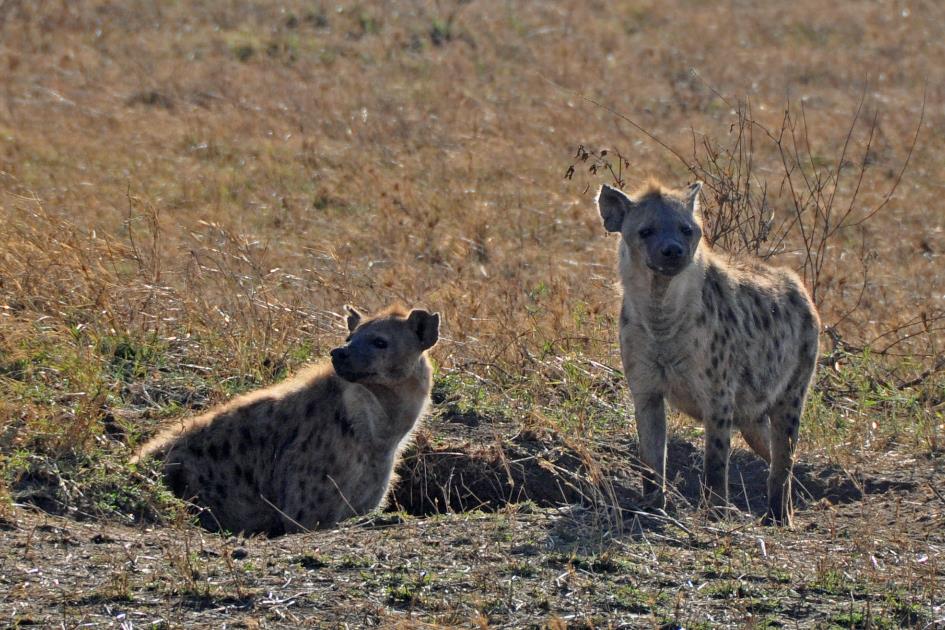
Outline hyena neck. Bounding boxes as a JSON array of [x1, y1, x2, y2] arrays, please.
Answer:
[[622, 245, 707, 338], [362, 355, 432, 444]]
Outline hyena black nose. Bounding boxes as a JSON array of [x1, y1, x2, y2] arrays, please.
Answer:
[[661, 243, 684, 259]]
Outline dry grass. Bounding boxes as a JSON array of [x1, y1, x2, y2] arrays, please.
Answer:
[[0, 0, 944, 626], [1, 0, 941, 456]]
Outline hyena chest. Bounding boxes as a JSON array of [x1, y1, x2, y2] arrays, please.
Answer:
[[623, 325, 706, 418], [327, 445, 395, 509], [659, 342, 707, 420]]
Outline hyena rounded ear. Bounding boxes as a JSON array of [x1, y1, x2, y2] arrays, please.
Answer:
[[597, 184, 634, 233], [407, 310, 440, 350], [686, 181, 704, 214], [344, 305, 363, 332]]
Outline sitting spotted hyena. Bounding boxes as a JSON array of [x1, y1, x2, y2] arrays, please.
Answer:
[[597, 180, 819, 525], [131, 305, 439, 535]]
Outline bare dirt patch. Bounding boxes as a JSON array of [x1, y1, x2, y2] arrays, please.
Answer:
[[2, 438, 942, 628], [5, 400, 942, 627]]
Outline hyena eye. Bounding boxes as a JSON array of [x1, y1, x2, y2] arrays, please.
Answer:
[[372, 338, 388, 349], [680, 225, 693, 236], [638, 227, 654, 239]]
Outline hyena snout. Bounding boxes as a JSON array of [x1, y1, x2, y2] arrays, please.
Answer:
[[660, 243, 683, 258], [330, 346, 363, 380], [646, 236, 690, 275]]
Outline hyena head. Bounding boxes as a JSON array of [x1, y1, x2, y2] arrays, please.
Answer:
[[330, 305, 440, 385], [597, 180, 704, 277]]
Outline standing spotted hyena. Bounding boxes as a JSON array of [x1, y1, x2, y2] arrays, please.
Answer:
[[131, 305, 440, 535], [597, 180, 819, 525]]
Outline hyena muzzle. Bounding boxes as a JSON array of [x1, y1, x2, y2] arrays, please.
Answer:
[[597, 180, 819, 525]]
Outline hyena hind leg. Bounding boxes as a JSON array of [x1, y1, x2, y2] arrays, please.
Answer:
[[764, 392, 806, 526]]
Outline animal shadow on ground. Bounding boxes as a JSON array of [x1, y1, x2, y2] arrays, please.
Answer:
[[664, 439, 918, 515], [392, 409, 918, 528]]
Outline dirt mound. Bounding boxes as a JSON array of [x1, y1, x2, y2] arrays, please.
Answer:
[[390, 430, 626, 515], [391, 422, 923, 521]]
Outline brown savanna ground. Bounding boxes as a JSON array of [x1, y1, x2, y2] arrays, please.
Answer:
[[0, 1, 943, 627]]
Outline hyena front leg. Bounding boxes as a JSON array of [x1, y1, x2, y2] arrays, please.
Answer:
[[703, 408, 734, 517], [632, 392, 667, 509]]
